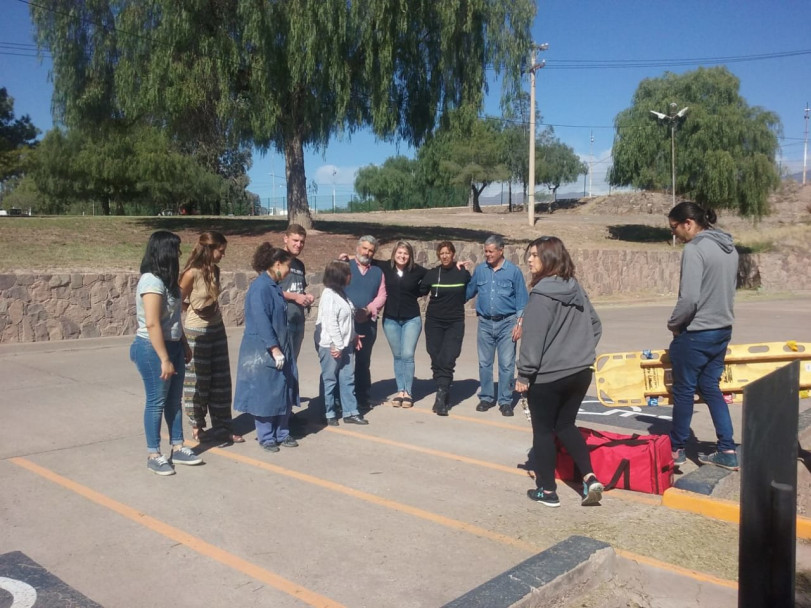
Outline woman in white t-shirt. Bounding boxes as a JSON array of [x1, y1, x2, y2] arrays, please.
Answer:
[[130, 231, 203, 476]]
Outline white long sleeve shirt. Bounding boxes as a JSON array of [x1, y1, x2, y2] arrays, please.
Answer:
[[315, 288, 356, 349]]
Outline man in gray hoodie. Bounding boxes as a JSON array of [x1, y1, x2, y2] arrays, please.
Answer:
[[667, 202, 739, 471]]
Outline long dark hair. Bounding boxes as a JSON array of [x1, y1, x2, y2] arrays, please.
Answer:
[[323, 260, 351, 299], [251, 242, 292, 273], [525, 236, 575, 287], [140, 231, 181, 297], [182, 231, 227, 299], [668, 201, 717, 229]]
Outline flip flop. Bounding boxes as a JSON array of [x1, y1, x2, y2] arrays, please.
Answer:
[[401, 396, 413, 408], [391, 396, 403, 407]]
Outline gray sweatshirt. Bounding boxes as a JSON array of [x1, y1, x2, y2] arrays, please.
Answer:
[[516, 277, 602, 385], [667, 229, 737, 332]]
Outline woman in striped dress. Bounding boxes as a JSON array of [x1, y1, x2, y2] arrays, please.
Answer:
[[180, 231, 243, 444]]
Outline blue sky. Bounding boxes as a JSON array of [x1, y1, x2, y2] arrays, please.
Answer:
[[1, 0, 809, 203]]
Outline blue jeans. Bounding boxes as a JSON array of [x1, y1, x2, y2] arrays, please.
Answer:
[[288, 317, 305, 361], [318, 346, 359, 418], [669, 327, 735, 452], [476, 315, 517, 406], [382, 316, 423, 396], [255, 413, 290, 444], [130, 336, 185, 453]]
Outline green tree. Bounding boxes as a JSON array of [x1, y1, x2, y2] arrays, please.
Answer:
[[609, 67, 781, 217], [535, 136, 587, 201], [30, 125, 224, 215], [0, 88, 39, 196], [32, 0, 535, 228], [435, 113, 510, 213], [355, 156, 422, 211], [31, 0, 249, 215]]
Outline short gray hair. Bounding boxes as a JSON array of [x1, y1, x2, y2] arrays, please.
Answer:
[[358, 235, 378, 249], [484, 235, 504, 249]]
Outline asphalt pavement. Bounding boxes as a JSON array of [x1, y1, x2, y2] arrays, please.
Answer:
[[1, 296, 809, 607]]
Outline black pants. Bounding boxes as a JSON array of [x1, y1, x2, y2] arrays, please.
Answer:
[[354, 319, 377, 405], [528, 368, 594, 493], [424, 316, 465, 390]]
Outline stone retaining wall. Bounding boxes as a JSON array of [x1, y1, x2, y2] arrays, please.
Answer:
[[2, 244, 809, 343]]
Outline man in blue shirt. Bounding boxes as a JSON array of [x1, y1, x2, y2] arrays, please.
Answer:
[[466, 235, 528, 416]]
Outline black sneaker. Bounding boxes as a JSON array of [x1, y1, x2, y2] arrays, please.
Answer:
[[527, 488, 560, 508], [499, 404, 514, 417], [698, 451, 739, 471], [262, 440, 280, 453], [343, 414, 369, 425], [476, 400, 495, 412], [581, 476, 604, 506], [327, 418, 339, 427], [280, 436, 299, 448]]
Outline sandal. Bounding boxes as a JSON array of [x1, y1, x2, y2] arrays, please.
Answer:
[[231, 434, 245, 443], [391, 396, 403, 408], [401, 396, 413, 408]]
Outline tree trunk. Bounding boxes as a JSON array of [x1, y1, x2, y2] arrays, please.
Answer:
[[102, 198, 111, 216], [470, 182, 483, 213], [284, 131, 312, 230], [508, 182, 513, 212]]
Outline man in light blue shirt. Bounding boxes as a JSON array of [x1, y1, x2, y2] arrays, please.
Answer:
[[466, 235, 528, 416]]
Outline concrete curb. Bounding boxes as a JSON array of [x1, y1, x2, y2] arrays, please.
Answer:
[[441, 536, 613, 608]]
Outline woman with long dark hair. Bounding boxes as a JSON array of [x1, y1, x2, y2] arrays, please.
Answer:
[[515, 236, 603, 507], [233, 244, 299, 452], [131, 231, 203, 476], [667, 201, 738, 470], [180, 231, 243, 444], [314, 260, 368, 425]]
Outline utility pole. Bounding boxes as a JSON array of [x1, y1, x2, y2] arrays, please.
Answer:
[[588, 131, 594, 198], [527, 43, 548, 227], [332, 168, 337, 213], [803, 103, 809, 186]]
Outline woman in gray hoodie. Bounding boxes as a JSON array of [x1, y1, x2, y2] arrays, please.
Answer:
[[515, 236, 603, 507]]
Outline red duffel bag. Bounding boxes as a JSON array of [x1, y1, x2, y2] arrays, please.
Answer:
[[555, 427, 675, 495]]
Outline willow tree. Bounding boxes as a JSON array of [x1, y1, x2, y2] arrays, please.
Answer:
[[33, 0, 534, 228], [609, 67, 781, 217], [31, 0, 249, 214]]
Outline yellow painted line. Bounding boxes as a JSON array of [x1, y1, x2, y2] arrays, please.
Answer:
[[208, 446, 538, 552], [391, 403, 532, 433], [663, 487, 811, 540], [10, 457, 346, 608], [615, 549, 738, 589], [327, 427, 533, 478]]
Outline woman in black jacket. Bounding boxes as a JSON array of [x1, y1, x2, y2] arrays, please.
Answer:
[[419, 241, 470, 415]]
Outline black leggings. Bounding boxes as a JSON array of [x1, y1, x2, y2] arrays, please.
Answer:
[[528, 368, 594, 492]]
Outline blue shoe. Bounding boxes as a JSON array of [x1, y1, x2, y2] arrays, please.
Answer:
[[527, 488, 560, 508], [170, 446, 203, 466], [698, 451, 739, 471], [582, 476, 604, 506], [672, 448, 686, 467], [147, 454, 175, 476], [262, 440, 280, 453]]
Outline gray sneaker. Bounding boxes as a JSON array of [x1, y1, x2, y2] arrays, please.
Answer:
[[672, 448, 686, 466], [170, 446, 203, 466], [147, 454, 175, 476], [698, 451, 739, 471]]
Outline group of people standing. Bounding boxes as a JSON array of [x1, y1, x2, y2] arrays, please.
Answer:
[[131, 201, 739, 509]]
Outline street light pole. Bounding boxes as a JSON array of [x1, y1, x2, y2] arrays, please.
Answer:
[[650, 103, 689, 206], [527, 43, 548, 227]]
